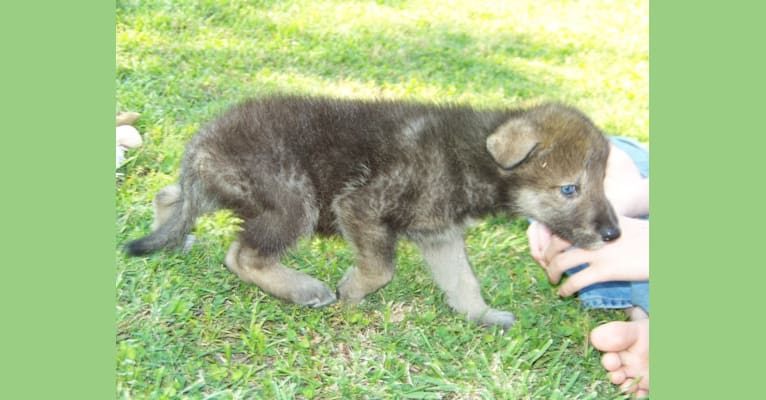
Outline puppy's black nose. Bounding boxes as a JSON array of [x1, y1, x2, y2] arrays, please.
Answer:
[[600, 226, 621, 242]]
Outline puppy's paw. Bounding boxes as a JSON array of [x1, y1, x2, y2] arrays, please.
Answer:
[[477, 308, 516, 332], [292, 280, 338, 309], [336, 277, 363, 305], [180, 234, 196, 253], [336, 266, 394, 304]]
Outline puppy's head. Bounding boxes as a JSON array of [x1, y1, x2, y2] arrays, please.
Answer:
[[487, 104, 620, 249]]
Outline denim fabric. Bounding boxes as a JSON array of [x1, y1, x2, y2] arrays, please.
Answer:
[[567, 136, 649, 313]]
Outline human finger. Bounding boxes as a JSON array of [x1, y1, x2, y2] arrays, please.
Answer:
[[526, 221, 543, 265], [543, 240, 590, 285], [545, 247, 595, 281], [557, 266, 610, 297], [542, 235, 573, 269], [527, 221, 552, 266]]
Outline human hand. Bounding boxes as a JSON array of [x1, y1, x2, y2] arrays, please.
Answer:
[[604, 144, 648, 218], [526, 220, 554, 268], [539, 216, 649, 297]]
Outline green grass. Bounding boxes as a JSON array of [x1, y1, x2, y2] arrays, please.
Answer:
[[116, 0, 647, 398]]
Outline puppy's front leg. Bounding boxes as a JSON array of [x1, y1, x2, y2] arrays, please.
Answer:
[[416, 229, 516, 330], [334, 187, 398, 303], [336, 223, 397, 304]]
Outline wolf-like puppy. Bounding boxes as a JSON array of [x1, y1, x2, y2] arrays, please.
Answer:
[[125, 96, 620, 330]]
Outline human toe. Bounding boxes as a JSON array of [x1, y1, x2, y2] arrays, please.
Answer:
[[609, 369, 626, 385], [590, 321, 639, 352], [601, 352, 622, 372]]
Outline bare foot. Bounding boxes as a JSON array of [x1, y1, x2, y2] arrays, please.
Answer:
[[590, 318, 649, 398]]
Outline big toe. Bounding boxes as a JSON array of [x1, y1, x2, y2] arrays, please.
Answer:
[[590, 321, 639, 352]]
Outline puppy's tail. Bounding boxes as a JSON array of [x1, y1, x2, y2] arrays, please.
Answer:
[[124, 181, 207, 256]]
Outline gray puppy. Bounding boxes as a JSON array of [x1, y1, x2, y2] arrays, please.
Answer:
[[125, 96, 620, 330]]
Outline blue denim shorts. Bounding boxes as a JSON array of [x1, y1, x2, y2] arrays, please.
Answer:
[[566, 136, 649, 314]]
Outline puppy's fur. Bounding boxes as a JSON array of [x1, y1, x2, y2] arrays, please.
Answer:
[[125, 96, 619, 329]]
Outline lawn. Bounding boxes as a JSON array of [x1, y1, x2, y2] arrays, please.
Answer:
[[116, 0, 648, 398]]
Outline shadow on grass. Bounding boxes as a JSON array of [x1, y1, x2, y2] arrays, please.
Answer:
[[117, 6, 577, 110], [261, 24, 572, 97]]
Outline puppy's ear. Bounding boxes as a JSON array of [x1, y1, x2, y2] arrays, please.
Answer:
[[486, 118, 539, 169]]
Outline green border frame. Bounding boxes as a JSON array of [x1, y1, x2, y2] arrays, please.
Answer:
[[1, 3, 115, 399], [652, 1, 765, 398]]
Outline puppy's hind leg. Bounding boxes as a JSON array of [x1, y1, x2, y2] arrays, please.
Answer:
[[225, 241, 337, 308], [416, 229, 516, 331], [224, 186, 336, 308]]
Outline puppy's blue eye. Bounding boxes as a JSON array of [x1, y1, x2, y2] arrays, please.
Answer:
[[560, 184, 577, 197]]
